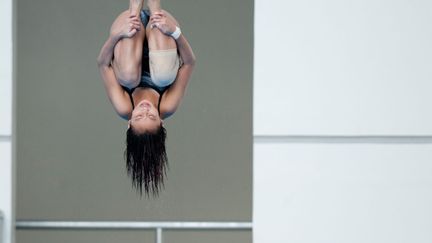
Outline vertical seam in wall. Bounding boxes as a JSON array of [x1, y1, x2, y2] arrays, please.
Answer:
[[11, 0, 16, 240]]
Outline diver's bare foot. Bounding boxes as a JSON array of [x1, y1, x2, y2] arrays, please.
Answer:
[[147, 0, 161, 14], [130, 0, 144, 16]]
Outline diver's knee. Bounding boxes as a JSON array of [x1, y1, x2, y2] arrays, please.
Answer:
[[117, 66, 141, 88]]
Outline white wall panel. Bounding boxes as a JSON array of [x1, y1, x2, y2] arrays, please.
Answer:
[[254, 0, 432, 135], [0, 142, 12, 243], [254, 143, 432, 243], [0, 0, 13, 242], [0, 0, 12, 136]]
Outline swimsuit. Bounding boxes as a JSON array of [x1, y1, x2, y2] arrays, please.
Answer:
[[124, 74, 169, 115]]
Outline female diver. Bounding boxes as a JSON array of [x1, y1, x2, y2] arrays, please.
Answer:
[[97, 0, 196, 195]]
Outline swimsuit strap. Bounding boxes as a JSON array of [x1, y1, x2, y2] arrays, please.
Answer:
[[126, 87, 165, 116], [127, 90, 135, 109], [157, 91, 164, 115]]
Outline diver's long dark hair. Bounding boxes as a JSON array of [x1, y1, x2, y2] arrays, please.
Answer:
[[125, 125, 168, 196]]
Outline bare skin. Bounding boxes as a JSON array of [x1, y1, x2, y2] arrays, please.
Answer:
[[111, 11, 145, 89], [129, 0, 144, 16], [97, 0, 196, 132]]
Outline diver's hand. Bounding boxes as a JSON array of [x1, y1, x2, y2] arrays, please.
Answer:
[[149, 11, 176, 36], [111, 14, 141, 39]]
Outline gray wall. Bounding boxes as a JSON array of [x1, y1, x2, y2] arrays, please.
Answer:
[[16, 0, 252, 242]]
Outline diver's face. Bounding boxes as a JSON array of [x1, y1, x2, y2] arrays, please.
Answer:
[[129, 100, 162, 134]]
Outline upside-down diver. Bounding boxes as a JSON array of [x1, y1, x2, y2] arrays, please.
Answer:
[[97, 0, 196, 196]]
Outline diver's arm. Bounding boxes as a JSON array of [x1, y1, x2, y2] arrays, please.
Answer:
[[161, 33, 196, 118], [97, 35, 133, 119], [97, 35, 122, 68]]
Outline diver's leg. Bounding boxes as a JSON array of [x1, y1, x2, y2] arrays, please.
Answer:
[[147, 0, 162, 15], [111, 0, 146, 88], [129, 0, 144, 16], [146, 0, 177, 51], [146, 6, 180, 86]]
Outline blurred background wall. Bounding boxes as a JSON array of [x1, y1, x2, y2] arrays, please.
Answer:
[[254, 0, 432, 242], [15, 0, 252, 242]]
